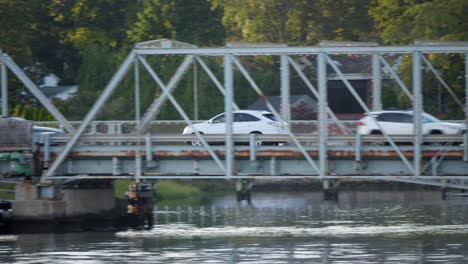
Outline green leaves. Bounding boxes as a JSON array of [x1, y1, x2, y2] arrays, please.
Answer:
[[370, 0, 468, 44], [1, 0, 466, 121]]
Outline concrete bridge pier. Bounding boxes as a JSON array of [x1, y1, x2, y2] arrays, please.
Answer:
[[236, 179, 253, 203], [12, 182, 117, 222], [322, 180, 340, 201]]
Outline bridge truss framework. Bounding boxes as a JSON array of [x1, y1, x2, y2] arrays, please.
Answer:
[[1, 40, 468, 190]]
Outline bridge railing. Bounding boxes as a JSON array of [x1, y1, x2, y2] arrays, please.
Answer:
[[45, 133, 465, 147], [33, 120, 464, 135]]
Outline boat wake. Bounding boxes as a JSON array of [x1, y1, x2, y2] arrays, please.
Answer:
[[116, 224, 468, 239]]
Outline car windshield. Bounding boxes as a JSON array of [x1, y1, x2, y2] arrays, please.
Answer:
[[263, 113, 277, 121], [422, 113, 440, 123]]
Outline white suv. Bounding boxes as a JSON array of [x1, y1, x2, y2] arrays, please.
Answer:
[[357, 111, 466, 135], [182, 110, 287, 145]]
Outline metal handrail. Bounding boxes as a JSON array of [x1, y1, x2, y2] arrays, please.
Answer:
[[47, 133, 465, 144]]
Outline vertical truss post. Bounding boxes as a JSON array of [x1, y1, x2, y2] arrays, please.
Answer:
[[465, 53, 468, 134], [1, 57, 7, 116], [193, 58, 199, 120], [354, 133, 362, 171], [465, 53, 468, 163], [44, 52, 136, 179], [135, 146, 142, 181], [280, 55, 291, 127], [372, 53, 382, 111], [134, 59, 141, 121], [413, 52, 423, 177], [145, 135, 153, 164], [224, 54, 234, 178], [318, 53, 328, 178], [134, 58, 141, 182]]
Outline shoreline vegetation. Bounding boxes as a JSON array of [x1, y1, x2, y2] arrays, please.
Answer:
[[114, 179, 233, 206], [0, 179, 442, 203], [114, 179, 441, 206]]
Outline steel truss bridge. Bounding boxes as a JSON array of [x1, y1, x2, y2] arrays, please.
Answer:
[[1, 40, 468, 191]]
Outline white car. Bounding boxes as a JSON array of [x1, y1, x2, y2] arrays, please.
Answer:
[[182, 110, 287, 146], [357, 111, 466, 135], [1, 116, 65, 135]]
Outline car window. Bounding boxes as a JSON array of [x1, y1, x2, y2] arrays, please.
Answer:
[[212, 114, 226, 124], [422, 113, 439, 123], [397, 113, 412, 123], [376, 113, 394, 122], [234, 113, 260, 122], [377, 113, 412, 123], [262, 113, 277, 121]]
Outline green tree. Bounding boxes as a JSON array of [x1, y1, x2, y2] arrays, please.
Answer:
[[370, 0, 468, 44], [216, 0, 376, 45], [370, 0, 467, 118]]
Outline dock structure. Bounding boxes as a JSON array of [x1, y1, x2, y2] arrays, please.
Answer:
[[0, 40, 468, 220]]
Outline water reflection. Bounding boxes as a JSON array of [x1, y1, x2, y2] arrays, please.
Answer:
[[1, 190, 468, 263]]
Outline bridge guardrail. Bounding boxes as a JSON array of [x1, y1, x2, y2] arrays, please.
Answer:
[[46, 133, 465, 146], [34, 120, 465, 136]]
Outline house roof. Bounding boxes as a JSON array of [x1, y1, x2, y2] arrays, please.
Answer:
[[247, 95, 316, 111], [328, 55, 372, 74], [39, 85, 78, 98], [301, 54, 379, 80]]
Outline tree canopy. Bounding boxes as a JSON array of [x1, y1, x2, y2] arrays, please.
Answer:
[[0, 0, 466, 120]]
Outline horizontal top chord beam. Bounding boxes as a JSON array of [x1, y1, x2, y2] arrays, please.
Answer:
[[134, 45, 468, 56]]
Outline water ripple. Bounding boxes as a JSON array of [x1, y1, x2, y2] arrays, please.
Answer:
[[116, 223, 468, 239]]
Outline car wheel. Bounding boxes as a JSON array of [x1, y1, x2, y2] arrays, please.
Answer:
[[191, 132, 204, 146], [250, 132, 262, 146], [429, 130, 444, 146], [368, 130, 386, 146]]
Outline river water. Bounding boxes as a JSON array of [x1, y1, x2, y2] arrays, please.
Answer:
[[1, 190, 468, 263]]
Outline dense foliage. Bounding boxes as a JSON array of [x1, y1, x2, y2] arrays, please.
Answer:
[[0, 0, 466, 120]]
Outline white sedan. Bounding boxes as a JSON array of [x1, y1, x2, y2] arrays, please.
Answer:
[[357, 111, 466, 135], [182, 110, 287, 146]]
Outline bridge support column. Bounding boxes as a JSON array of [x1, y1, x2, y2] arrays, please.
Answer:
[[322, 180, 340, 201], [236, 179, 253, 203], [126, 182, 154, 228], [12, 182, 116, 221]]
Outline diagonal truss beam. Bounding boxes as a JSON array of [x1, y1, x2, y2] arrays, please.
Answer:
[[287, 56, 350, 135], [138, 56, 226, 173], [139, 55, 194, 133], [420, 54, 464, 110], [412, 52, 423, 177], [231, 55, 320, 174], [195, 57, 240, 111], [325, 54, 415, 175], [44, 52, 137, 179], [379, 55, 414, 101], [0, 53, 75, 133]]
